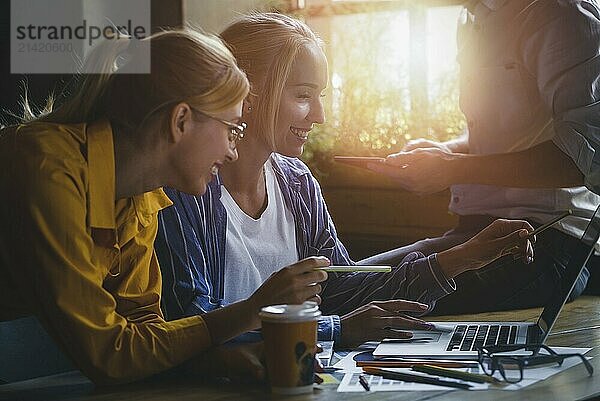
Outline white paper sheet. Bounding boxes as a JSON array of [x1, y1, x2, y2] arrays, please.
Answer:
[[338, 370, 479, 392], [317, 341, 334, 366]]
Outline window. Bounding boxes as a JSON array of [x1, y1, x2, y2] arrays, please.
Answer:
[[299, 1, 466, 161]]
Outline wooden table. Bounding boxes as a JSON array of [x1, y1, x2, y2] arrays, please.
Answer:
[[2, 296, 599, 401]]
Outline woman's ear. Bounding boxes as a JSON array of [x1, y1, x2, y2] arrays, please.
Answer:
[[243, 99, 253, 115], [243, 92, 259, 116], [169, 102, 192, 143]]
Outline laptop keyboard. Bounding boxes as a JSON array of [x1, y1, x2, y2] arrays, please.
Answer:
[[446, 324, 519, 351]]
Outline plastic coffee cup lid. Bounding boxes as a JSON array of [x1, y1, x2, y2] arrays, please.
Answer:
[[259, 301, 322, 322]]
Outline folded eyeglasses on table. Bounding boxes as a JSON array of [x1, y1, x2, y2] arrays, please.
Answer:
[[475, 343, 594, 383]]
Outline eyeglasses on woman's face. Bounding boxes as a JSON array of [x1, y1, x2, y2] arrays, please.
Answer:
[[191, 109, 246, 143], [476, 343, 593, 384], [138, 100, 246, 143]]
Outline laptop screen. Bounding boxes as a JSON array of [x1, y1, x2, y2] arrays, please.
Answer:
[[536, 204, 600, 342]]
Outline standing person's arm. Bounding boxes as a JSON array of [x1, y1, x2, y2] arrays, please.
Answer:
[[373, 141, 584, 194], [529, 1, 600, 194], [402, 131, 469, 154]]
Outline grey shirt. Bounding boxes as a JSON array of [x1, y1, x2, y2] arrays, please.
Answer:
[[451, 0, 600, 246]]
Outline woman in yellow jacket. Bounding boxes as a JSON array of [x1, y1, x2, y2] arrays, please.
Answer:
[[0, 29, 276, 384]]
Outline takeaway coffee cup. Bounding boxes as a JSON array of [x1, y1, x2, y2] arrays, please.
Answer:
[[259, 301, 321, 395]]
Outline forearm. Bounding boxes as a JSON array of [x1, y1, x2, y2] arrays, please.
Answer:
[[437, 244, 473, 279], [320, 253, 455, 316], [202, 299, 260, 345], [443, 133, 469, 153], [450, 141, 583, 188]]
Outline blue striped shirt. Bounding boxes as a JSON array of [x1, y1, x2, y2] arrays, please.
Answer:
[[155, 153, 456, 342]]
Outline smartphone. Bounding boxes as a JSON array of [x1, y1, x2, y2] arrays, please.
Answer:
[[333, 156, 385, 169], [528, 210, 572, 238]]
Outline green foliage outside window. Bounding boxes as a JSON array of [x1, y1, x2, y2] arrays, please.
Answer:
[[301, 70, 465, 178]]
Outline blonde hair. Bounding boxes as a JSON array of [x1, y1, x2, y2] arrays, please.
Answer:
[[220, 13, 323, 148], [23, 28, 249, 137]]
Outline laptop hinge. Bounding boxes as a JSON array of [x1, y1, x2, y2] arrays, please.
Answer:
[[526, 325, 542, 346]]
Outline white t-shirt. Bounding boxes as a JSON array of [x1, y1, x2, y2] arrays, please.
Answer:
[[221, 160, 298, 304]]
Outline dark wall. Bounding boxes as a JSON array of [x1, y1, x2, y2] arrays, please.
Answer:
[[0, 0, 183, 126], [151, 0, 184, 31], [0, 1, 73, 125]]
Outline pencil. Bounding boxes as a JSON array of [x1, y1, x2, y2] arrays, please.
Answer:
[[362, 367, 472, 390], [412, 364, 498, 384], [315, 266, 392, 273]]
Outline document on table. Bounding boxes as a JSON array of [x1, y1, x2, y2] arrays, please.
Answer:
[[339, 369, 489, 392], [317, 341, 334, 366], [336, 346, 592, 392]]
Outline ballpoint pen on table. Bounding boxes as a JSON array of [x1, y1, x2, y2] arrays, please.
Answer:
[[412, 364, 499, 384], [362, 367, 472, 390]]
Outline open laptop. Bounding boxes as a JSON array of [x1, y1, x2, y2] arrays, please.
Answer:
[[373, 204, 600, 360]]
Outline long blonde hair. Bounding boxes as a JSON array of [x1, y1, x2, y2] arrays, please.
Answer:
[[22, 28, 249, 137], [220, 13, 323, 148]]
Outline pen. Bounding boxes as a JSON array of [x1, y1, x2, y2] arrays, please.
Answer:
[[358, 374, 370, 391], [412, 364, 498, 384], [507, 210, 572, 255], [362, 367, 472, 390], [315, 265, 392, 273], [527, 210, 572, 239]]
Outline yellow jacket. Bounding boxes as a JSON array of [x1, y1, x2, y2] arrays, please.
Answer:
[[0, 120, 211, 384]]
